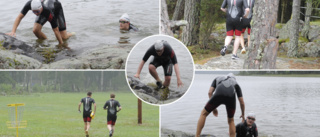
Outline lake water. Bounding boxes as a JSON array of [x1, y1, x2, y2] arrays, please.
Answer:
[[126, 35, 194, 104], [161, 73, 320, 137], [0, 0, 159, 62]]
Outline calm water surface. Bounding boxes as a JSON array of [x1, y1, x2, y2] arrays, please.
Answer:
[[161, 74, 320, 137]]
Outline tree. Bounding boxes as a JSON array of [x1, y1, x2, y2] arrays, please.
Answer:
[[182, 0, 201, 46], [301, 0, 313, 38], [161, 0, 174, 36], [287, 0, 301, 57], [172, 0, 185, 21], [244, 0, 280, 69]]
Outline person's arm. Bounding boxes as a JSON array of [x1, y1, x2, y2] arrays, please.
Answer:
[[254, 124, 258, 137], [6, 13, 25, 37], [52, 27, 64, 44], [173, 64, 183, 87], [78, 102, 82, 113], [243, 0, 250, 18], [103, 101, 108, 110], [134, 60, 146, 79], [221, 0, 227, 13], [238, 97, 245, 122], [117, 106, 122, 112]]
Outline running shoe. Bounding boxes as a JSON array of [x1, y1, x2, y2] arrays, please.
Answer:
[[109, 130, 113, 137], [241, 48, 246, 54], [231, 54, 239, 59], [220, 46, 227, 56], [156, 81, 162, 89]]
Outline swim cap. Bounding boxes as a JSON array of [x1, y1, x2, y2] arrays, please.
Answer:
[[247, 112, 256, 118], [31, 0, 42, 11], [154, 40, 164, 50], [227, 73, 236, 80], [119, 13, 130, 22]]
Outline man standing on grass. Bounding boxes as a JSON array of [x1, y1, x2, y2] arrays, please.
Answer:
[[103, 93, 122, 137], [78, 92, 96, 137]]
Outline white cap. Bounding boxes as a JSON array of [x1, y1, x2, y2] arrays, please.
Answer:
[[247, 112, 256, 118], [154, 40, 164, 50], [31, 0, 42, 11], [119, 13, 130, 22]]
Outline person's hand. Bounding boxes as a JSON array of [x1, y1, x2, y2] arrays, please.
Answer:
[[134, 74, 140, 79], [244, 8, 250, 18], [240, 115, 245, 122], [177, 79, 183, 87], [92, 113, 95, 116], [213, 109, 218, 117], [6, 32, 16, 37]]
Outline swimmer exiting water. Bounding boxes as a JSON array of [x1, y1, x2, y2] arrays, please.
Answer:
[[6, 0, 74, 45], [196, 73, 245, 137]]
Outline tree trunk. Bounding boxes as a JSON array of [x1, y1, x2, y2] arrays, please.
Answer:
[[244, 0, 280, 69], [287, 0, 301, 57], [161, 0, 174, 36], [182, 0, 201, 46], [280, 0, 287, 24], [172, 0, 185, 21], [301, 0, 312, 38]]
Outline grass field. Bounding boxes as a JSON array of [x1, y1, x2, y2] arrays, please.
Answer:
[[0, 92, 159, 137]]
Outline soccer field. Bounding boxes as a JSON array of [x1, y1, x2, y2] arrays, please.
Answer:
[[0, 92, 159, 137]]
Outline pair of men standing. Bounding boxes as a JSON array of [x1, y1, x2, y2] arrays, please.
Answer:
[[78, 92, 121, 137], [220, 0, 255, 59]]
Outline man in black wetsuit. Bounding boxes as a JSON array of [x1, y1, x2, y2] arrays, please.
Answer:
[[220, 0, 250, 59], [196, 73, 245, 137], [119, 13, 138, 31], [134, 40, 183, 89], [6, 0, 73, 45], [78, 92, 96, 137], [240, 0, 255, 54], [236, 112, 258, 137], [103, 94, 121, 137]]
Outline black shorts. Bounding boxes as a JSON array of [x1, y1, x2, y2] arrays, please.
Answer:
[[107, 115, 117, 125], [150, 58, 173, 76], [83, 111, 91, 122], [226, 16, 242, 36], [241, 18, 251, 34], [35, 1, 66, 31], [204, 84, 236, 118]]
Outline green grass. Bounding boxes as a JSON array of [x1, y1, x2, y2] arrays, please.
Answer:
[[0, 92, 159, 137]]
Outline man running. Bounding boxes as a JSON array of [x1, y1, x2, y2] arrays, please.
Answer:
[[240, 0, 255, 54], [78, 92, 96, 137], [236, 112, 258, 137], [103, 94, 122, 137], [220, 0, 250, 59], [134, 40, 183, 89], [6, 0, 73, 45], [196, 73, 245, 137], [119, 13, 138, 31]]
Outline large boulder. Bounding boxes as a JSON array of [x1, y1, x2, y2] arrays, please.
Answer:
[[278, 20, 304, 40], [0, 50, 42, 69], [308, 26, 320, 42]]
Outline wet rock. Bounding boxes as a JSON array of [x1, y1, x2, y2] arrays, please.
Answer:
[[161, 128, 215, 137], [196, 53, 246, 70], [0, 50, 42, 69]]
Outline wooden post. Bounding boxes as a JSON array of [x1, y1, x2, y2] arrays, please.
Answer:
[[138, 99, 142, 124]]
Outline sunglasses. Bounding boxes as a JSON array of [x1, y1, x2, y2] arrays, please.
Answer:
[[119, 21, 129, 24], [156, 49, 163, 53], [247, 117, 255, 121], [33, 10, 41, 14]]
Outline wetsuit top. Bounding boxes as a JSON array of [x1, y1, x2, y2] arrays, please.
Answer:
[[221, 0, 249, 19], [236, 120, 258, 137], [103, 99, 121, 116], [242, 0, 255, 19], [21, 0, 60, 29], [211, 75, 242, 98], [129, 24, 139, 31], [142, 41, 178, 64], [80, 97, 95, 113]]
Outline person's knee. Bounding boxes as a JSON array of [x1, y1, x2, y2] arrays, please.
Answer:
[[201, 109, 210, 116], [33, 27, 41, 35], [227, 118, 234, 124], [148, 65, 156, 71], [164, 76, 171, 82]]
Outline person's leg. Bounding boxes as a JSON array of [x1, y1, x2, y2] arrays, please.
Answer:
[[240, 33, 245, 49], [84, 122, 87, 131], [224, 36, 233, 47], [33, 23, 47, 39], [248, 34, 251, 47], [196, 109, 210, 137], [232, 36, 241, 55], [60, 30, 74, 40], [163, 76, 171, 87], [86, 122, 90, 132], [149, 64, 161, 82], [228, 118, 236, 137]]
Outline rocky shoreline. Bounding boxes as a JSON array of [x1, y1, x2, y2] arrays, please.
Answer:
[[161, 128, 215, 137]]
